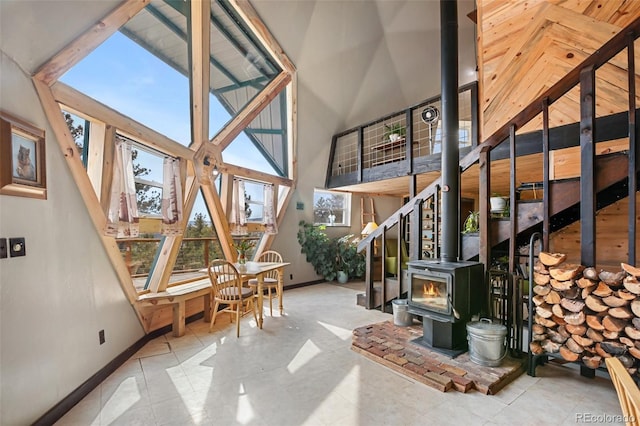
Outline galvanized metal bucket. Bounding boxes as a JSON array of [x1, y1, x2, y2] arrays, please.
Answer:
[[466, 318, 507, 367]]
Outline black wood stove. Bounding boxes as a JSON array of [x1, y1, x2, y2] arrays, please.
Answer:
[[407, 260, 484, 357]]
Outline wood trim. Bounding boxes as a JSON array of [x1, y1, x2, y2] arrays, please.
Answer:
[[34, 0, 149, 86], [32, 78, 140, 306], [210, 72, 291, 150], [218, 162, 293, 187], [230, 0, 296, 74], [100, 125, 116, 214], [52, 82, 194, 160], [201, 183, 236, 261], [189, 0, 210, 152]]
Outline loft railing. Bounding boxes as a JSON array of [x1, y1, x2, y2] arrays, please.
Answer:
[[357, 16, 640, 310], [326, 82, 478, 189]]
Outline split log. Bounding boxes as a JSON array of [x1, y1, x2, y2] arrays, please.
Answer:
[[601, 341, 628, 356], [561, 298, 585, 313], [618, 354, 635, 369], [563, 287, 580, 299], [582, 355, 602, 369], [552, 315, 567, 326], [599, 270, 626, 287], [617, 290, 637, 301], [532, 295, 546, 306], [564, 311, 586, 326], [552, 304, 565, 318], [551, 279, 574, 291], [631, 300, 640, 317], [633, 317, 640, 329], [595, 343, 613, 358], [603, 315, 627, 332], [583, 267, 599, 281], [534, 261, 549, 274], [558, 325, 571, 339], [565, 324, 587, 336], [544, 290, 562, 305], [539, 252, 567, 267], [592, 282, 613, 298], [603, 295, 629, 308], [603, 330, 621, 340], [533, 285, 551, 296], [559, 345, 580, 361], [621, 262, 640, 277], [534, 272, 551, 285], [572, 335, 593, 347], [625, 326, 640, 340], [541, 340, 561, 353], [536, 303, 553, 319], [549, 264, 584, 281], [581, 286, 595, 299], [620, 337, 635, 348], [535, 314, 557, 328], [586, 315, 605, 331], [532, 324, 546, 335], [629, 346, 640, 359], [530, 341, 544, 355], [623, 276, 640, 295], [566, 337, 584, 354], [586, 328, 604, 343], [585, 296, 609, 313], [532, 333, 547, 341], [548, 329, 568, 344], [609, 307, 633, 320], [577, 277, 597, 289]]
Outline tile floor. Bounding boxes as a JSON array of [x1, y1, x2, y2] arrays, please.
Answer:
[[57, 282, 626, 426]]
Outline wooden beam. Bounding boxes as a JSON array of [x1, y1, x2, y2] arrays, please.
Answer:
[[52, 82, 194, 159], [210, 72, 291, 150], [479, 150, 490, 269], [189, 0, 210, 152], [542, 98, 550, 251], [580, 66, 597, 266], [230, 0, 296, 74], [508, 125, 517, 276], [201, 183, 236, 261], [218, 161, 294, 187], [32, 78, 139, 306], [34, 0, 149, 86], [100, 125, 116, 214], [628, 32, 637, 265], [86, 121, 106, 197]]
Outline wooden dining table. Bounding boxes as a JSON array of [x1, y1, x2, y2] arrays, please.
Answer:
[[235, 261, 290, 329]]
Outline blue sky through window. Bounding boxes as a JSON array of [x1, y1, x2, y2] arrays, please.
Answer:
[[61, 30, 277, 217]]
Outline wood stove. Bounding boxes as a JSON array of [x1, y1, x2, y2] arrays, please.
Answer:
[[408, 259, 484, 356]]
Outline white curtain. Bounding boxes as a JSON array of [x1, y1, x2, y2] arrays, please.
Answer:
[[105, 139, 139, 238], [263, 183, 277, 234], [230, 178, 248, 235], [161, 157, 183, 236]]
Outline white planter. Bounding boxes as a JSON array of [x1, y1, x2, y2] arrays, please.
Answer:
[[388, 133, 401, 142], [490, 197, 507, 213]]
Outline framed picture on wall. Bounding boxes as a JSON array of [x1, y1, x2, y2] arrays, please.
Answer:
[[0, 110, 46, 199]]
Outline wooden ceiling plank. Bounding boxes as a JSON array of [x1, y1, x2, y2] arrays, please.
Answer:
[[34, 0, 150, 86], [52, 82, 194, 160]]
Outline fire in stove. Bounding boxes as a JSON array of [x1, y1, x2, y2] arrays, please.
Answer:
[[423, 282, 439, 297]]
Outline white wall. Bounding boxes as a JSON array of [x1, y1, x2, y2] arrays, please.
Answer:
[[0, 51, 144, 425]]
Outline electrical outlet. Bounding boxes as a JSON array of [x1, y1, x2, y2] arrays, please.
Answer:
[[0, 238, 7, 259], [289, 274, 293, 280], [9, 238, 25, 257], [99, 330, 105, 345]]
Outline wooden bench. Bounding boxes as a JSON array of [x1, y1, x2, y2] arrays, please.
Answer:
[[136, 277, 212, 337]]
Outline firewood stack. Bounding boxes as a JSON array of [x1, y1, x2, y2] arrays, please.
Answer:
[[529, 252, 640, 375]]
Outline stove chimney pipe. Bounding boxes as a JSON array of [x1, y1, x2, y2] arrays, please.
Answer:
[[440, 0, 460, 262]]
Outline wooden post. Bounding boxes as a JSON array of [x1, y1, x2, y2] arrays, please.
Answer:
[[580, 66, 596, 267], [542, 98, 550, 251], [628, 32, 637, 265]]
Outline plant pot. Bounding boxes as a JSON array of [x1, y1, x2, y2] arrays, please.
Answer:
[[490, 196, 507, 213], [337, 270, 348, 284], [388, 133, 400, 142]]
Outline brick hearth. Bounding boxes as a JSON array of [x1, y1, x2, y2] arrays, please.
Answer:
[[352, 320, 526, 394]]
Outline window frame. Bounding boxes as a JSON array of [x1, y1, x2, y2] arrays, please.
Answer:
[[313, 189, 351, 227]]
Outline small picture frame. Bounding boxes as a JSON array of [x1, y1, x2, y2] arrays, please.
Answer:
[[0, 110, 47, 199]]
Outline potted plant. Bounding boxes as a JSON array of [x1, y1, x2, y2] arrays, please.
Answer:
[[335, 234, 366, 283], [462, 211, 480, 234], [490, 193, 508, 213], [233, 239, 255, 264], [383, 123, 406, 142]]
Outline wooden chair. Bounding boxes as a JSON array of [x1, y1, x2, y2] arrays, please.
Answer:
[[605, 357, 640, 425], [247, 250, 283, 316], [208, 259, 257, 337]]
